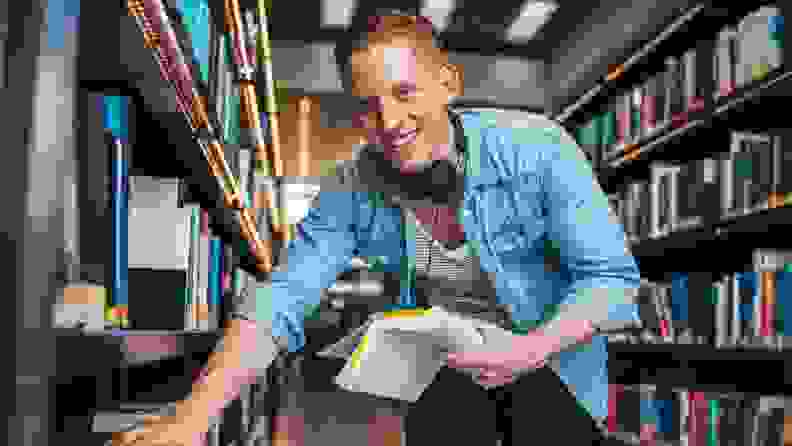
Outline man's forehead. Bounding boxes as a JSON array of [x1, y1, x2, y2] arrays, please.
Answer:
[[350, 43, 419, 91]]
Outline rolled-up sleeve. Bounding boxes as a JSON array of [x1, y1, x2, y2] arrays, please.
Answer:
[[538, 123, 641, 333], [234, 191, 362, 354]]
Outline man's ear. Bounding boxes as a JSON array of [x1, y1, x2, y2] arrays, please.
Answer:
[[439, 62, 464, 100]]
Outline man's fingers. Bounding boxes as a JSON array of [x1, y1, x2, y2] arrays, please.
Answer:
[[446, 352, 505, 369], [112, 416, 163, 446]]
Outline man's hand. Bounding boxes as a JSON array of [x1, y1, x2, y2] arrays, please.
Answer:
[[111, 402, 210, 446], [445, 319, 596, 389], [445, 324, 556, 388]]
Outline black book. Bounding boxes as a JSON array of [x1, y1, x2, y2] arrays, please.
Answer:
[[740, 396, 761, 446], [619, 387, 642, 436], [636, 284, 662, 336], [658, 172, 671, 231], [748, 137, 774, 212], [684, 272, 712, 343], [676, 162, 695, 228], [773, 131, 792, 205], [765, 406, 785, 446], [733, 150, 753, 216], [639, 181, 652, 240]]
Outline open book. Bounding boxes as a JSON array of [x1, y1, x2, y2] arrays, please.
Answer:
[[321, 306, 512, 402]]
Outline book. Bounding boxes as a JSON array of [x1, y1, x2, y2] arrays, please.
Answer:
[[737, 6, 784, 87], [670, 273, 692, 342], [649, 163, 679, 238], [714, 25, 738, 99], [682, 47, 704, 114], [714, 277, 731, 348], [666, 56, 686, 126], [187, 207, 200, 330], [105, 95, 131, 328], [332, 307, 490, 402], [771, 131, 792, 208], [198, 210, 211, 330], [735, 272, 758, 347]]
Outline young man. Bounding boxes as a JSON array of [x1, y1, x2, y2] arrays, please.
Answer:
[[115, 8, 640, 446]]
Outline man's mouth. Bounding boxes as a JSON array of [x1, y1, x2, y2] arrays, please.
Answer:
[[388, 128, 419, 148]]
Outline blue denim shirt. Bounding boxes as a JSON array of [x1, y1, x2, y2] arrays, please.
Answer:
[[254, 110, 641, 418]]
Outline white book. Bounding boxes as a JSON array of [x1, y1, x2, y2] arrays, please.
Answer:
[[738, 6, 783, 86], [238, 148, 252, 208], [128, 206, 193, 270], [714, 26, 738, 98], [715, 278, 730, 348], [198, 222, 211, 331], [333, 307, 496, 402], [650, 163, 679, 238], [683, 48, 698, 111], [679, 390, 689, 446]]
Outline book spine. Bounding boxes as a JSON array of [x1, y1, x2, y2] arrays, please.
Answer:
[[759, 269, 776, 345], [608, 384, 622, 433], [641, 78, 657, 136], [683, 48, 702, 113], [679, 389, 690, 446], [631, 86, 643, 142], [707, 396, 718, 446], [105, 95, 131, 328], [715, 278, 730, 348], [238, 148, 252, 209], [198, 210, 211, 330], [187, 208, 201, 330], [209, 236, 221, 331], [667, 56, 685, 126], [616, 93, 630, 149], [671, 273, 690, 341]]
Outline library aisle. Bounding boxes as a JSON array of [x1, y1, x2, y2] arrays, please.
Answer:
[[6, 0, 792, 445]]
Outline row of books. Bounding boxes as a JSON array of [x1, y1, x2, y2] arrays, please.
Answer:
[[614, 248, 792, 349], [576, 5, 784, 165], [610, 130, 792, 243], [714, 6, 784, 101], [607, 384, 788, 446]]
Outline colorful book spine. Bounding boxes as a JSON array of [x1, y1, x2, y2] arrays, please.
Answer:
[[760, 270, 776, 342], [209, 236, 221, 330], [198, 209, 211, 330], [104, 95, 130, 328], [670, 272, 690, 341], [707, 397, 719, 446], [608, 384, 623, 433]]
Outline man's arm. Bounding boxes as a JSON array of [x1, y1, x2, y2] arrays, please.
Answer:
[[174, 191, 363, 425], [533, 122, 641, 352]]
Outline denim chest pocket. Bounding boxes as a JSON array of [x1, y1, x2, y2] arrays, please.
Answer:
[[472, 174, 545, 255]]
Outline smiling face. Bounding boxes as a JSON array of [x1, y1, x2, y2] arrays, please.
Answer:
[[347, 17, 462, 172]]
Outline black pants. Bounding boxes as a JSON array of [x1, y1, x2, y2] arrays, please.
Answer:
[[405, 365, 609, 446]]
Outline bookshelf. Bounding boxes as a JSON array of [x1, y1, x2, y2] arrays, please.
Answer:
[[552, 2, 782, 126], [608, 342, 792, 396], [559, 2, 792, 444]]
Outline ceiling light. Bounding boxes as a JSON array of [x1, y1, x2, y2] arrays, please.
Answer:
[[507, 1, 558, 41], [422, 0, 456, 31], [321, 0, 356, 27]]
